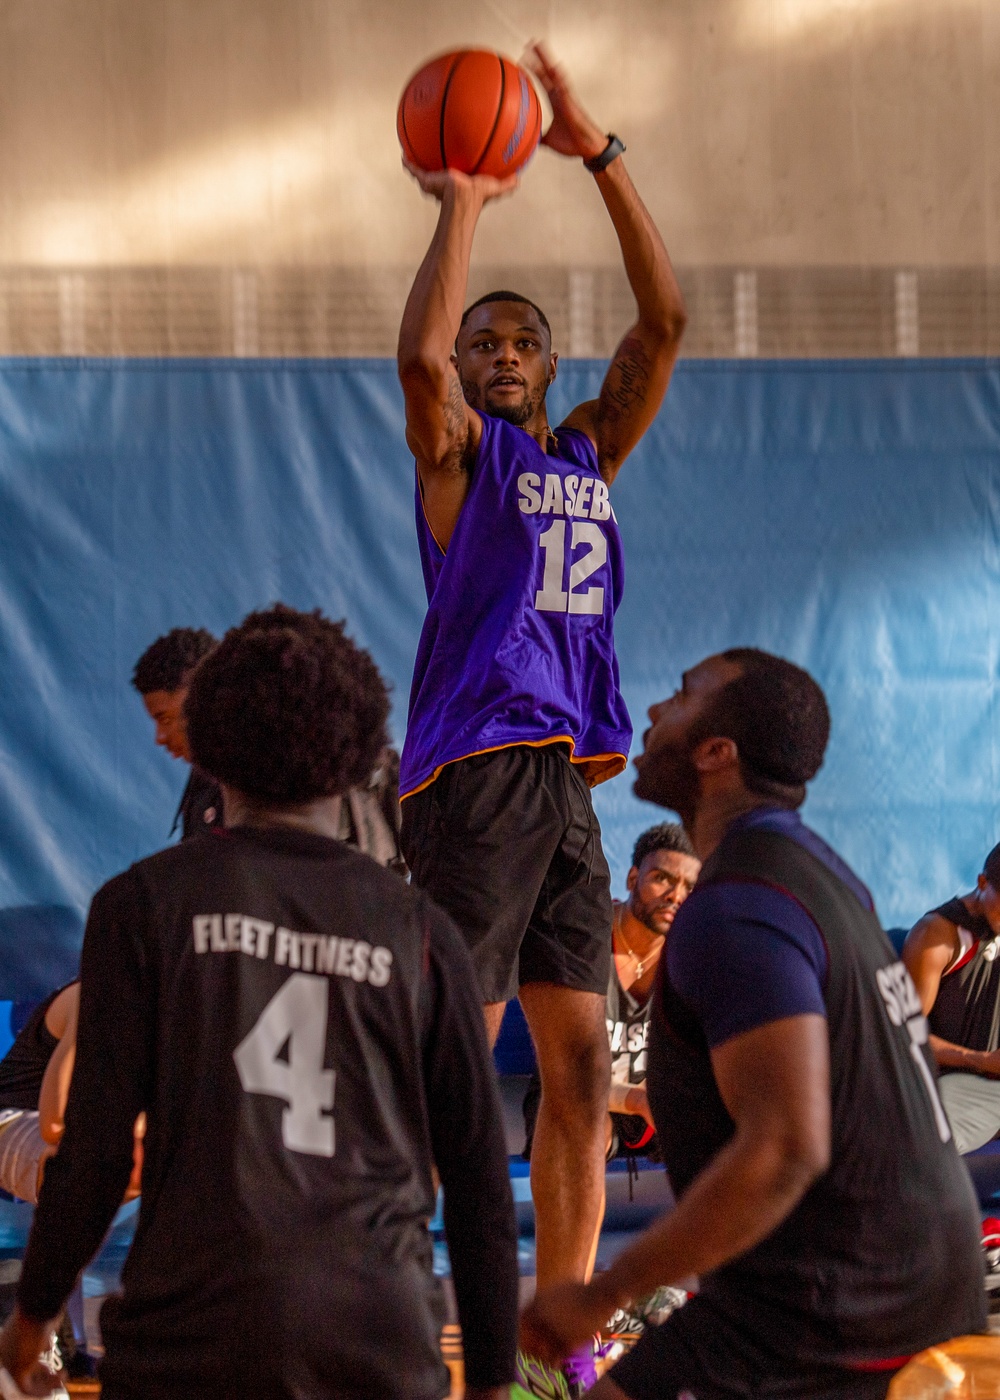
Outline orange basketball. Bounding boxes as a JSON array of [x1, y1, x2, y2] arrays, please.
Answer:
[[397, 50, 543, 179]]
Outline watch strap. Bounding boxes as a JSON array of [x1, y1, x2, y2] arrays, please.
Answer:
[[584, 134, 626, 173]]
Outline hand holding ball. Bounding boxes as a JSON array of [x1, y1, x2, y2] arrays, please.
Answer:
[[398, 50, 542, 179]]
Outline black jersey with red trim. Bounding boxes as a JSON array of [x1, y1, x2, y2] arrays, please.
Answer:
[[649, 825, 985, 1368], [927, 895, 1000, 1052], [17, 825, 517, 1399]]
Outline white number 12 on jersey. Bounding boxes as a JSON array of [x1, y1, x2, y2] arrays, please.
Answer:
[[535, 521, 607, 615], [233, 973, 336, 1157]]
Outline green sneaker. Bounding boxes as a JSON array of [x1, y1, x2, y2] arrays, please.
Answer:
[[514, 1352, 572, 1399], [514, 1344, 597, 1398]]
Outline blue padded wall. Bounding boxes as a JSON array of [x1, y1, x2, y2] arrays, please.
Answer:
[[0, 357, 997, 992]]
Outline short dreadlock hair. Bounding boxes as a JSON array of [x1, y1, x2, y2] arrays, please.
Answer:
[[131, 628, 217, 695], [184, 604, 390, 805]]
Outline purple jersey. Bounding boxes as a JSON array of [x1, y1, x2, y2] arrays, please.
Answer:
[[400, 413, 632, 798]]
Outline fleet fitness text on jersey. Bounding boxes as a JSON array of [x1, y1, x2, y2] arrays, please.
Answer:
[[192, 913, 393, 985]]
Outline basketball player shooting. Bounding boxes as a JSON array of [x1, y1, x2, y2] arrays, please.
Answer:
[[397, 42, 686, 1395]]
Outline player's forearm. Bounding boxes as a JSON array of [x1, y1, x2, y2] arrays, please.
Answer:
[[442, 1177, 519, 1388], [595, 1126, 825, 1311], [17, 1126, 134, 1321], [398, 184, 484, 378], [594, 159, 686, 342], [930, 1034, 998, 1075]]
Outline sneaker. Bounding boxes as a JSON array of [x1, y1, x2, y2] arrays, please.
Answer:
[[513, 1353, 571, 1399], [637, 1284, 690, 1326], [562, 1342, 598, 1394], [0, 1332, 69, 1400], [515, 1343, 597, 1398], [601, 1305, 646, 1344], [600, 1285, 689, 1352]]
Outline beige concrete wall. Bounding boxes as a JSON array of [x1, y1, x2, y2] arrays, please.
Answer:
[[0, 0, 996, 270]]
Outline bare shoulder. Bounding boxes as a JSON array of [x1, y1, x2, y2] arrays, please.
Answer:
[[903, 912, 959, 960]]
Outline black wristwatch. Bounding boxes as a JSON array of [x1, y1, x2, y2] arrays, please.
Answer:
[[584, 134, 626, 173]]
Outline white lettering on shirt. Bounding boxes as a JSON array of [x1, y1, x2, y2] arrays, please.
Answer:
[[540, 474, 565, 516], [589, 479, 611, 521], [517, 472, 542, 514], [192, 914, 393, 987]]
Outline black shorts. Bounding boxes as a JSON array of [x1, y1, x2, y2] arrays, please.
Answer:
[[610, 1295, 899, 1400], [400, 744, 612, 1004]]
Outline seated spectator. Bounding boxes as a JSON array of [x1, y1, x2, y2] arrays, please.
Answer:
[[0, 983, 143, 1206], [133, 626, 406, 868], [523, 823, 700, 1164], [903, 842, 1000, 1153]]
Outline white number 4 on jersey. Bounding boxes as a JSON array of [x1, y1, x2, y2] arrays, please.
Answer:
[[233, 973, 336, 1157]]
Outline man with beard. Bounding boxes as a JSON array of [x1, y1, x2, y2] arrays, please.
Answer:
[[523, 823, 700, 1164], [396, 43, 686, 1399], [522, 647, 985, 1400]]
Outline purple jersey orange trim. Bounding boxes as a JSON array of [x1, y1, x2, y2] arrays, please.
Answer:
[[400, 735, 627, 800], [400, 413, 632, 799]]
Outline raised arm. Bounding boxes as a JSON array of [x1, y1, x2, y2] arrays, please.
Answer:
[[528, 45, 686, 484], [397, 167, 516, 550]]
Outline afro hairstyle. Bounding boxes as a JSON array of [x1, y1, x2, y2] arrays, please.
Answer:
[[131, 627, 217, 695], [184, 604, 389, 805]]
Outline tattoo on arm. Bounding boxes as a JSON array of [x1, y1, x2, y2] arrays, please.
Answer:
[[600, 335, 652, 424], [444, 374, 466, 438], [596, 335, 654, 476]]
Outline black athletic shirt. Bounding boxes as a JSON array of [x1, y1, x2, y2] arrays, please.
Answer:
[[0, 986, 69, 1111], [927, 896, 1000, 1052], [648, 821, 985, 1368], [17, 826, 518, 1399]]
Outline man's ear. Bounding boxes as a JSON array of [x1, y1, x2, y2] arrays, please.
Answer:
[[692, 735, 739, 774], [450, 352, 459, 369], [548, 350, 558, 384], [979, 873, 989, 894], [626, 864, 638, 893]]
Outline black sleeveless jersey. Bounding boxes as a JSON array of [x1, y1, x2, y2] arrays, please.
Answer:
[[927, 896, 1000, 1052], [17, 825, 517, 1398], [0, 985, 70, 1111], [648, 826, 985, 1367]]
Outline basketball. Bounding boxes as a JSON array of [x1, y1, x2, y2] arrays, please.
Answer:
[[397, 49, 542, 179]]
